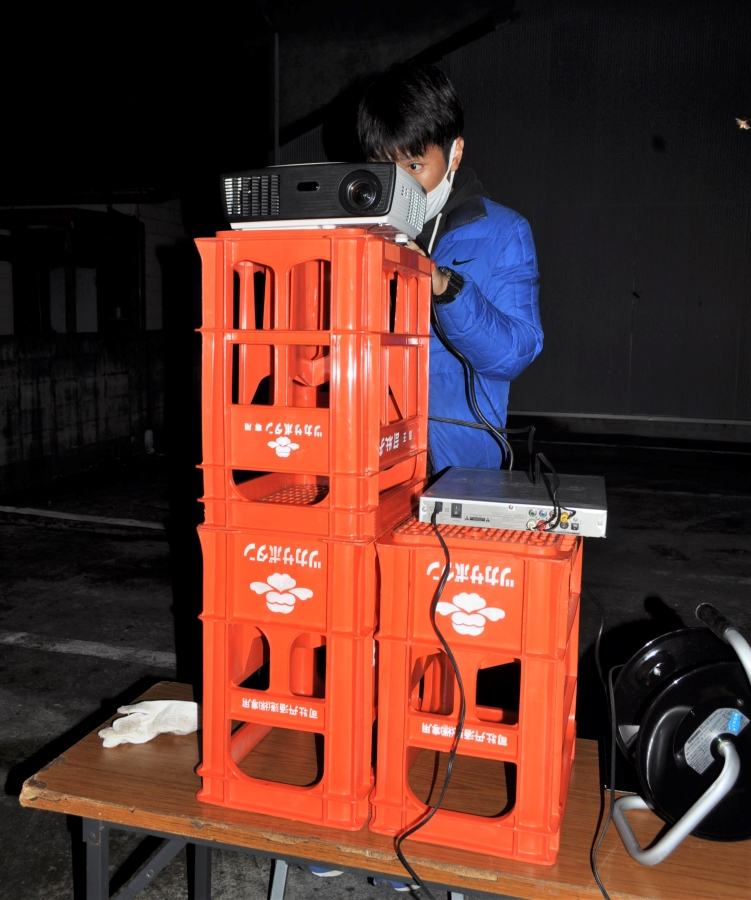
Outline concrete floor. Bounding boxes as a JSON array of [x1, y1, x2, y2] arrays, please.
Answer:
[[2, 438, 751, 899]]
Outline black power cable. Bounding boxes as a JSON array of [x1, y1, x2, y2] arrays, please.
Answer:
[[430, 304, 515, 468], [590, 668, 619, 900], [429, 415, 575, 535], [584, 586, 618, 900], [429, 290, 566, 505], [394, 508, 467, 897], [532, 452, 576, 531], [429, 416, 537, 439]]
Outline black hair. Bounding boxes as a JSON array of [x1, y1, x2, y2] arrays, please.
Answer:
[[357, 62, 464, 165]]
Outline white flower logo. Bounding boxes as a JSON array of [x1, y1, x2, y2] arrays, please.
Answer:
[[250, 572, 313, 614], [436, 592, 505, 636], [268, 436, 299, 458]]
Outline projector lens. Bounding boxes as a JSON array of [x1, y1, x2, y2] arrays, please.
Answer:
[[350, 181, 375, 206], [339, 170, 382, 214]]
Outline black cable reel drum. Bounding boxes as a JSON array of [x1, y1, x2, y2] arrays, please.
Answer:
[[611, 604, 751, 864]]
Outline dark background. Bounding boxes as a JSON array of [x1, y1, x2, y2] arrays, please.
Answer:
[[4, 0, 750, 442]]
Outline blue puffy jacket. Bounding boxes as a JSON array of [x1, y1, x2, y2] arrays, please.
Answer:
[[418, 169, 543, 472]]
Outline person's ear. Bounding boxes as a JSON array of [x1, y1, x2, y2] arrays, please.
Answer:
[[451, 137, 465, 172]]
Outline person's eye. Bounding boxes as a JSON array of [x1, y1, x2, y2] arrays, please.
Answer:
[[409, 163, 422, 171]]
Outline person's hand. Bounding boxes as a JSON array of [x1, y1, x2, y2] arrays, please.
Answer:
[[98, 700, 198, 747], [432, 267, 450, 296], [403, 240, 448, 294]]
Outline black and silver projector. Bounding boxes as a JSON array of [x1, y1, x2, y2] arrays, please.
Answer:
[[221, 162, 427, 240]]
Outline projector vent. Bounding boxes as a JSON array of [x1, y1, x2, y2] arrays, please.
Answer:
[[402, 183, 426, 230], [224, 174, 281, 218]]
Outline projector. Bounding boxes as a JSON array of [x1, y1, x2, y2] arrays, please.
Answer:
[[221, 162, 427, 240]]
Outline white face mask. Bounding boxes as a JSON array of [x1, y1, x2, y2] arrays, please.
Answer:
[[423, 139, 458, 222]]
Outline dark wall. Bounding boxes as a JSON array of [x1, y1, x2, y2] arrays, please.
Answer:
[[448, 0, 751, 423], [0, 334, 164, 494], [281, 0, 751, 426]]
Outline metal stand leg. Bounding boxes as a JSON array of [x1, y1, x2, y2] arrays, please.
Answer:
[[113, 837, 187, 900], [191, 844, 212, 900], [83, 819, 110, 900], [268, 858, 288, 900]]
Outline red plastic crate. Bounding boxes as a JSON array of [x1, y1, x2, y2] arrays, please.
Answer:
[[199, 526, 379, 636], [376, 520, 582, 660], [200, 456, 426, 541], [196, 230, 431, 483], [369, 519, 581, 863], [197, 617, 376, 829], [200, 326, 429, 478], [197, 228, 432, 334], [220, 333, 426, 477]]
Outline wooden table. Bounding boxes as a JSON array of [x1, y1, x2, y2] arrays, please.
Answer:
[[19, 682, 750, 899]]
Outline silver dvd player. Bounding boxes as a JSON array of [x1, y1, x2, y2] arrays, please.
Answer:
[[418, 467, 607, 537]]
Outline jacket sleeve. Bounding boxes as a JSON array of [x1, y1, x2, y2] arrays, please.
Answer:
[[434, 214, 543, 381]]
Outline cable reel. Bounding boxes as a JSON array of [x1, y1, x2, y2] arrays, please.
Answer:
[[611, 604, 751, 864]]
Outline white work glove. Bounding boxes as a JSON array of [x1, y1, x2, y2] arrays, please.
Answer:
[[98, 700, 198, 748]]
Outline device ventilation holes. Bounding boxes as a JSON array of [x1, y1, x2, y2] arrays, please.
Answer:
[[225, 178, 244, 217], [225, 175, 281, 218], [402, 184, 426, 230]]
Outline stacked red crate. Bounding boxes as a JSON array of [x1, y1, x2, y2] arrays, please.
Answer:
[[371, 518, 582, 863], [198, 229, 431, 540], [196, 229, 432, 828]]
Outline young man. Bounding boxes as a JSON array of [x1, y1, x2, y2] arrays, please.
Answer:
[[357, 62, 543, 473], [310, 63, 543, 894]]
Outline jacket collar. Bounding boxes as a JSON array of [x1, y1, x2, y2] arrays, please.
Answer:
[[415, 166, 490, 254], [443, 195, 488, 235]]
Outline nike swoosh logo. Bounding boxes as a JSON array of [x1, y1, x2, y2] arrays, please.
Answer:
[[452, 257, 476, 266]]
